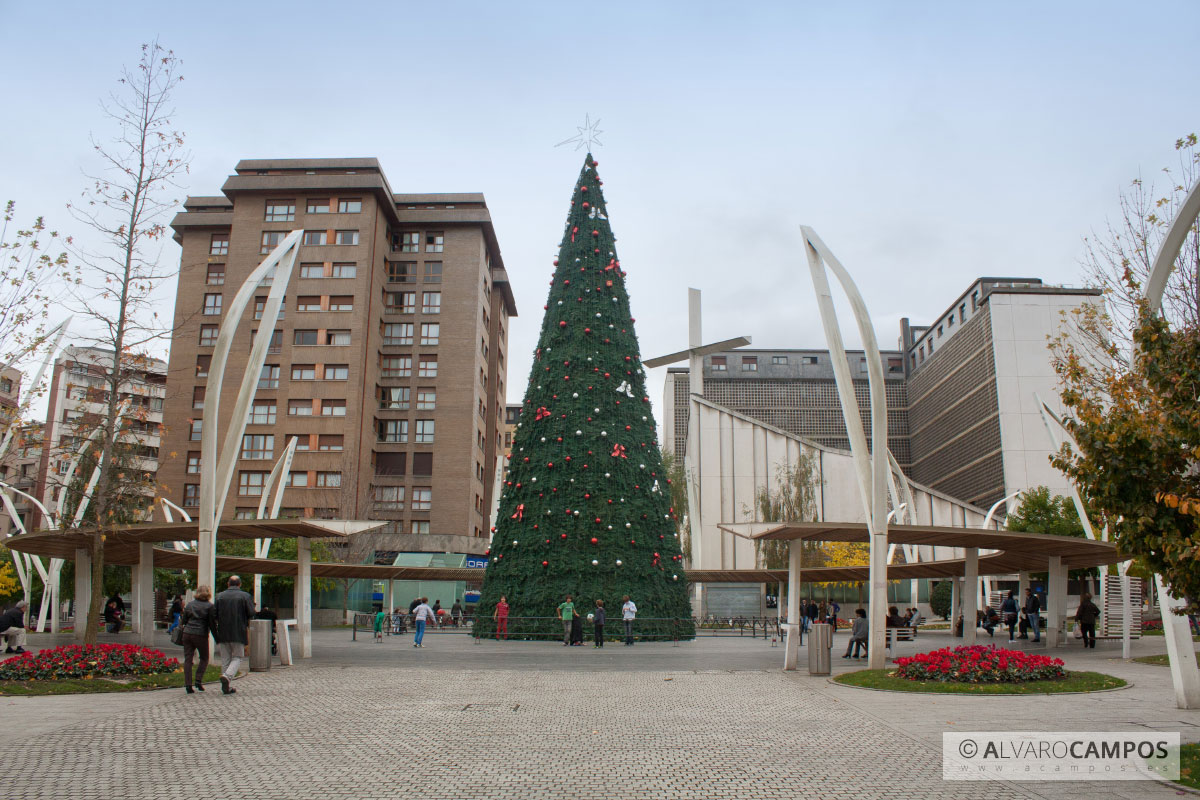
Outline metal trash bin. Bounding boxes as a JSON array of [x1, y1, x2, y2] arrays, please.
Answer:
[[249, 619, 272, 672], [808, 622, 832, 675]]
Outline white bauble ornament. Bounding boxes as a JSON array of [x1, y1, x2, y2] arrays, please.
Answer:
[[616, 559, 623, 566], [594, 407, 600, 413], [572, 392, 578, 398], [575, 430, 582, 436], [604, 472, 611, 478], [517, 423, 523, 428], [557, 300, 563, 305], [606, 525, 612, 530], [587, 356, 593, 361], [531, 477, 537, 482], [612, 297, 618, 302], [540, 437, 546, 443], [595, 312, 601, 318], [625, 522, 631, 528], [591, 559, 599, 566], [573, 510, 580, 516], [640, 464, 645, 469], [512, 540, 518, 546], [601, 431, 607, 437], [672, 574, 678, 581]]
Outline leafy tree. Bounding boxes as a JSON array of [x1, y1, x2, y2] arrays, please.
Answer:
[[0, 551, 20, 604], [930, 580, 952, 620], [660, 450, 691, 562], [66, 41, 189, 644], [475, 154, 692, 639], [1005, 486, 1084, 538], [0, 201, 77, 371], [749, 452, 821, 571]]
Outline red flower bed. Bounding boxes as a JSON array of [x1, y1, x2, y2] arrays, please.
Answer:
[[0, 644, 179, 681], [894, 645, 1065, 683]]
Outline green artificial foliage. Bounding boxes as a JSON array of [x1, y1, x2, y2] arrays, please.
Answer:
[[475, 155, 693, 640]]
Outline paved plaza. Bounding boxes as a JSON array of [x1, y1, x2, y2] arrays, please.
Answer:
[[4, 627, 1198, 799]]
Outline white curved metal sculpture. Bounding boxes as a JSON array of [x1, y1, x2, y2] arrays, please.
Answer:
[[197, 230, 302, 592], [252, 435, 299, 607], [802, 226, 890, 669]]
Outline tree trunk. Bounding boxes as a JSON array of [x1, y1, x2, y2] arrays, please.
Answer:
[[85, 532, 103, 644]]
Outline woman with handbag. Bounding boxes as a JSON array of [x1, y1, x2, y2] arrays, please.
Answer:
[[179, 586, 218, 694], [1000, 590, 1019, 642]]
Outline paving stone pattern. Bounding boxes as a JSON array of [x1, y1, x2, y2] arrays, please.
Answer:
[[5, 630, 1195, 799]]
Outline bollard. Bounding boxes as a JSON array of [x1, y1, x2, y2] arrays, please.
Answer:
[[808, 623, 832, 675], [249, 619, 272, 672]]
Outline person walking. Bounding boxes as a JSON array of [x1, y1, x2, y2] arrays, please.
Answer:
[[842, 608, 868, 659], [180, 586, 217, 694], [1024, 587, 1041, 643], [826, 598, 840, 631], [451, 599, 464, 628], [593, 600, 606, 647], [214, 575, 254, 694], [374, 608, 386, 643], [1000, 590, 1019, 642], [167, 594, 184, 634], [621, 595, 637, 645], [0, 600, 29, 653], [557, 595, 577, 646], [412, 597, 434, 647], [494, 595, 509, 640], [1075, 591, 1100, 649]]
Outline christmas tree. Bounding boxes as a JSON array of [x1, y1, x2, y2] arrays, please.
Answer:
[[475, 154, 693, 640]]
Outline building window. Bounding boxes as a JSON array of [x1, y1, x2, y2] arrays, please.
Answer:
[[421, 292, 441, 314], [947, 315, 954, 329], [424, 262, 442, 283], [412, 488, 432, 510], [306, 199, 330, 214], [242, 434, 274, 460], [289, 434, 311, 451], [959, 303, 966, 323], [199, 325, 218, 347], [210, 234, 229, 255], [338, 198, 362, 213], [386, 292, 416, 314], [335, 230, 359, 246], [418, 355, 437, 378], [373, 486, 404, 510], [288, 400, 314, 416], [184, 484, 200, 507], [262, 331, 283, 355], [970, 291, 978, 311], [299, 263, 324, 279], [291, 364, 315, 381], [413, 452, 433, 476], [375, 452, 406, 476], [296, 296, 322, 312], [294, 330, 318, 346], [398, 232, 419, 253], [258, 266, 277, 287], [378, 419, 408, 443], [416, 389, 436, 410], [379, 386, 409, 409], [803, 356, 819, 365], [252, 297, 285, 321], [710, 356, 726, 371], [324, 364, 348, 381], [302, 231, 328, 246], [425, 232, 443, 253], [238, 472, 268, 497], [383, 323, 414, 346], [331, 263, 356, 278], [741, 356, 758, 371], [258, 364, 280, 389], [286, 471, 308, 488], [196, 355, 211, 378], [189, 419, 203, 440], [410, 520, 430, 535], [316, 472, 341, 488], [420, 323, 439, 345], [261, 230, 287, 254], [381, 356, 412, 378], [772, 356, 788, 365], [186, 452, 201, 474], [326, 330, 351, 346], [206, 264, 225, 285], [318, 434, 343, 451], [192, 386, 206, 409], [321, 400, 346, 417], [248, 401, 277, 425], [937, 325, 943, 338], [234, 509, 257, 520], [329, 296, 353, 312], [388, 262, 416, 283], [415, 419, 435, 443], [265, 200, 295, 222], [203, 294, 222, 316]]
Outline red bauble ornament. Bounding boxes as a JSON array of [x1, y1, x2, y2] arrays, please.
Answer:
[[625, 425, 631, 431], [561, 533, 568, 539], [581, 186, 588, 192], [604, 372, 610, 378], [553, 259, 559, 265], [582, 202, 590, 208], [547, 462, 553, 468], [592, 230, 599, 237], [542, 561, 548, 567], [590, 537, 598, 545], [559, 320, 566, 327], [594, 517, 602, 524], [564, 279, 570, 285], [585, 328, 591, 334]]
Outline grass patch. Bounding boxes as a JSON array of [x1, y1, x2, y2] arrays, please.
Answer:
[[834, 668, 1125, 694], [1178, 743, 1200, 791], [0, 665, 222, 696], [1132, 651, 1200, 666]]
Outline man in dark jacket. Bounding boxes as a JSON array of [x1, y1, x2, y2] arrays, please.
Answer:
[[214, 576, 255, 694], [0, 600, 28, 653], [1024, 587, 1041, 643]]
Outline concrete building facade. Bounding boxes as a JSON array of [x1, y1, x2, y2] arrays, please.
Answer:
[[159, 158, 516, 565]]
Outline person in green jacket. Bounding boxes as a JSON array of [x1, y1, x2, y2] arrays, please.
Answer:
[[557, 595, 576, 646], [374, 609, 386, 643]]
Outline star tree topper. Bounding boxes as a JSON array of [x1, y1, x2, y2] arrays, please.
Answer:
[[556, 114, 604, 151]]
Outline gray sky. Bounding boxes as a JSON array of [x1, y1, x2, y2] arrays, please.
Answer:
[[2, 1, 1197, 424]]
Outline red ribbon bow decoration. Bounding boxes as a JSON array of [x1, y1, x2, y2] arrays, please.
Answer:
[[511, 503, 525, 521], [611, 443, 627, 458], [652, 552, 661, 567], [535, 407, 551, 421], [571, 225, 579, 242]]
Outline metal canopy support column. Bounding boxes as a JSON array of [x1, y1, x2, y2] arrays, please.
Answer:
[[294, 537, 312, 658], [950, 578, 960, 637], [1046, 556, 1065, 647], [135, 542, 155, 647], [783, 540, 802, 670], [73, 547, 91, 643], [963, 549, 978, 645]]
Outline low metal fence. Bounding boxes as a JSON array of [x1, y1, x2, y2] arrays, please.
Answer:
[[352, 611, 473, 641], [471, 615, 693, 645], [692, 616, 784, 639]]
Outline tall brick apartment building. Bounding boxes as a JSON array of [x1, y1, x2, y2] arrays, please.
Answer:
[[160, 158, 516, 562]]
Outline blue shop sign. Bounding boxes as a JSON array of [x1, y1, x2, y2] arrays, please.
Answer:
[[464, 557, 489, 569]]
